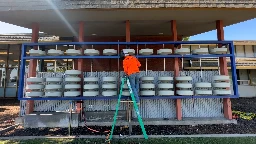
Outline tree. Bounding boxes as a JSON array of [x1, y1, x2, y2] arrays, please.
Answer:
[[182, 37, 190, 41]]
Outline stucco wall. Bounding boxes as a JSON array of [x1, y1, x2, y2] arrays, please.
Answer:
[[0, 0, 255, 11]]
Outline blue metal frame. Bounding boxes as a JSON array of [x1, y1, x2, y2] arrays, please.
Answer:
[[18, 41, 239, 100]]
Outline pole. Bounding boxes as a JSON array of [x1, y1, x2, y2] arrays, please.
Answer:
[[90, 60, 93, 76], [117, 40, 120, 88], [137, 43, 139, 56], [72, 45, 75, 69], [163, 44, 166, 71], [36, 46, 39, 72], [217, 58, 220, 75], [146, 58, 148, 75], [69, 101, 72, 136], [54, 45, 57, 72], [181, 57, 184, 74], [200, 58, 202, 82]]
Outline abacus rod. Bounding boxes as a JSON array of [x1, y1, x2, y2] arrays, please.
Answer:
[[73, 45, 75, 69], [181, 57, 184, 72], [68, 101, 72, 136], [217, 58, 220, 75], [200, 58, 202, 82], [163, 58, 166, 71], [146, 58, 148, 75], [90, 59, 93, 76], [117, 40, 120, 93]]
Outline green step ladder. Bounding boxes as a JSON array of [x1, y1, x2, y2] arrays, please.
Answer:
[[108, 76, 148, 142]]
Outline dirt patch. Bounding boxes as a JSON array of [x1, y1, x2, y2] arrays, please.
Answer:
[[0, 100, 19, 131], [1, 98, 256, 136]]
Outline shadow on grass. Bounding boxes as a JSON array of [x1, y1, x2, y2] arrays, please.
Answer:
[[1, 137, 256, 144]]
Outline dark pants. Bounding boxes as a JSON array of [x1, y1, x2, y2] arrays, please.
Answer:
[[128, 73, 140, 103]]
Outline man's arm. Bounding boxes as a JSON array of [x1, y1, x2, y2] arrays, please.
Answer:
[[123, 60, 128, 74], [136, 58, 141, 67]]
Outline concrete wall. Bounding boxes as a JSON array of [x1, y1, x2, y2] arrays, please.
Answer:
[[0, 0, 255, 11]]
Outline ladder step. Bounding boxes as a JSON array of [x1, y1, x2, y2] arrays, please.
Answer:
[[120, 101, 134, 103], [109, 77, 148, 142]]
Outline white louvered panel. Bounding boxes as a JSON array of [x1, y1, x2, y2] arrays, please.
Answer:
[[235, 45, 245, 57], [245, 45, 254, 57]]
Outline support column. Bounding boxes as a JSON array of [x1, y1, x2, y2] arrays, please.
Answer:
[[76, 21, 84, 113], [26, 23, 39, 114], [216, 20, 232, 119], [171, 20, 182, 120]]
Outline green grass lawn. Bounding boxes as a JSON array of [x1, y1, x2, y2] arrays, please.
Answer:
[[1, 137, 256, 144]]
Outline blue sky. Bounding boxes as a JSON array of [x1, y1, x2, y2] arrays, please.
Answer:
[[0, 18, 255, 40]]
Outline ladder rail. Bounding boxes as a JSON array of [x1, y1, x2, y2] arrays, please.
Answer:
[[108, 77, 148, 142], [126, 78, 148, 139], [109, 78, 125, 140]]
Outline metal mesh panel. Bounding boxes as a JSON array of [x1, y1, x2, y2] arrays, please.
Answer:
[[20, 100, 76, 116], [20, 71, 223, 118], [133, 99, 176, 118], [84, 100, 126, 111], [179, 71, 223, 117], [182, 98, 223, 117], [179, 71, 219, 83], [34, 100, 76, 112]]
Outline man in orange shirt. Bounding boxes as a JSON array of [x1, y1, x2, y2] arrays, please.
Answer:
[[122, 49, 141, 105]]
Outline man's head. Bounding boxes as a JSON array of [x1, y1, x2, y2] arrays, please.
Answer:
[[122, 50, 129, 57]]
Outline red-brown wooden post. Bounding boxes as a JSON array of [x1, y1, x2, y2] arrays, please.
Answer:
[[26, 23, 39, 114], [171, 20, 182, 120], [216, 20, 232, 119], [76, 21, 85, 113]]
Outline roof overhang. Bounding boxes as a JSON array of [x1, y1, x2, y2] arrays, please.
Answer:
[[0, 8, 256, 37]]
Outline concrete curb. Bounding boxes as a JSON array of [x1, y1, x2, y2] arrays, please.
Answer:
[[1, 134, 256, 140]]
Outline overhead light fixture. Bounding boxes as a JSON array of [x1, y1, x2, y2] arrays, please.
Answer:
[[159, 33, 164, 35], [0, 52, 13, 54], [92, 34, 97, 36], [0, 60, 5, 62], [13, 59, 73, 62], [14, 60, 30, 62]]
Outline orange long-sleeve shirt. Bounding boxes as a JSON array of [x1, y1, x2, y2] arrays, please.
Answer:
[[123, 55, 141, 76]]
